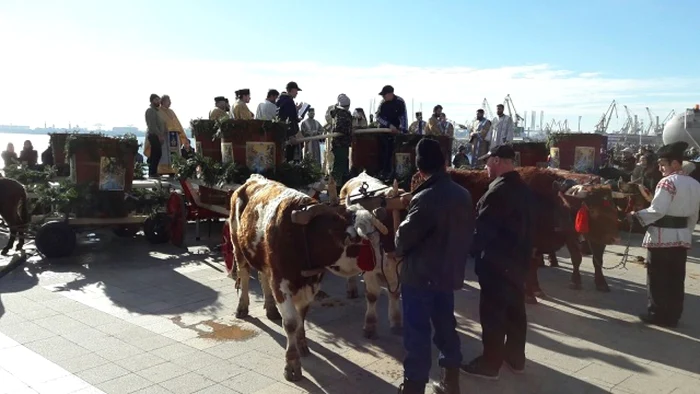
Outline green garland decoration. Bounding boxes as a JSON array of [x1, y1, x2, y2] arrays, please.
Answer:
[[172, 153, 322, 190]]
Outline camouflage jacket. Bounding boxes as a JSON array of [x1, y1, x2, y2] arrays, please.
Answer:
[[331, 106, 353, 149]]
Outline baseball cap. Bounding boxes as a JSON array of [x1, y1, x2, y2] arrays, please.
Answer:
[[478, 144, 516, 161], [378, 85, 394, 96], [286, 81, 302, 91]]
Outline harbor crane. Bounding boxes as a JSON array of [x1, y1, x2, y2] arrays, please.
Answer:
[[481, 98, 495, 120], [594, 100, 618, 134], [503, 94, 525, 125]]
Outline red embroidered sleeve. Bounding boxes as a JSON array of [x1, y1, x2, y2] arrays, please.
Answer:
[[656, 179, 676, 196]]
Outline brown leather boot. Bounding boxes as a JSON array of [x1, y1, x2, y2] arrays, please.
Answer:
[[432, 367, 460, 394]]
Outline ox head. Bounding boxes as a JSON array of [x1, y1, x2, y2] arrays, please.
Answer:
[[555, 182, 623, 245], [289, 201, 396, 277]]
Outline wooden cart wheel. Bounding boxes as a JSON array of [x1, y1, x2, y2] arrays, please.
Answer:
[[36, 221, 76, 259], [143, 213, 170, 244], [167, 192, 187, 247]]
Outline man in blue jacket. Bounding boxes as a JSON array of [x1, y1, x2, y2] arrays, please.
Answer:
[[277, 81, 303, 161], [375, 85, 408, 179], [396, 138, 474, 394]]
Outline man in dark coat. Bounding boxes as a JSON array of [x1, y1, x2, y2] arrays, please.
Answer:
[[277, 81, 304, 162], [461, 144, 534, 380], [396, 138, 474, 394], [375, 85, 408, 179]]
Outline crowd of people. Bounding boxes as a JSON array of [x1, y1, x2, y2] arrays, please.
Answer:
[[1, 140, 49, 169], [394, 138, 700, 393]]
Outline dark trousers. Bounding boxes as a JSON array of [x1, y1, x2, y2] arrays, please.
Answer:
[[378, 134, 394, 175], [147, 134, 162, 177], [402, 284, 462, 383], [331, 145, 349, 187], [647, 247, 687, 323], [285, 145, 300, 162], [479, 274, 527, 369]]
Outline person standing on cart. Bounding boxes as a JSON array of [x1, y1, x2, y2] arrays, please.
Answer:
[[375, 85, 408, 180], [329, 94, 353, 190], [277, 81, 305, 162]]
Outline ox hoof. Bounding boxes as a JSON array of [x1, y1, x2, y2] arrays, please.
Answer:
[[284, 363, 303, 382], [595, 282, 611, 293], [266, 307, 282, 321], [363, 328, 377, 339], [298, 341, 311, 357], [235, 307, 249, 319], [390, 326, 403, 336], [347, 289, 359, 299], [569, 282, 583, 290], [0, 248, 9, 256], [549, 261, 560, 268], [525, 294, 538, 305], [533, 290, 547, 299]]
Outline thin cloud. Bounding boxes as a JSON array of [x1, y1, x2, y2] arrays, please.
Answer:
[[0, 58, 696, 131]]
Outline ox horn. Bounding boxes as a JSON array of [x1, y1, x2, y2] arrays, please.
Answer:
[[637, 183, 653, 203], [327, 177, 339, 205], [370, 216, 389, 235], [384, 192, 413, 210], [611, 191, 633, 199], [291, 204, 343, 225]]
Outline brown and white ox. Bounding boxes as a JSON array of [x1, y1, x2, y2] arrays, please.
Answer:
[[338, 172, 406, 336], [227, 175, 403, 381]]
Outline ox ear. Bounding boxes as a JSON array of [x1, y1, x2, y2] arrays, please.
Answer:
[[372, 207, 387, 221]]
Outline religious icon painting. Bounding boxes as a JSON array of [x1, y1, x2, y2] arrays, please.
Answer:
[[168, 131, 179, 149], [99, 156, 126, 191], [574, 146, 595, 172], [549, 147, 560, 169], [394, 153, 412, 178], [195, 141, 202, 154], [514, 152, 521, 167], [246, 142, 275, 174], [221, 142, 234, 164]]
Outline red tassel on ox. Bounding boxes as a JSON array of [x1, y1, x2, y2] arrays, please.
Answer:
[[357, 239, 376, 272], [575, 204, 590, 234]]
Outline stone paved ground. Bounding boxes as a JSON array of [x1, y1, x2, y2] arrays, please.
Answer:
[[1, 224, 700, 394]]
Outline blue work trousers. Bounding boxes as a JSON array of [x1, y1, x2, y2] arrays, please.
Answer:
[[402, 284, 462, 383]]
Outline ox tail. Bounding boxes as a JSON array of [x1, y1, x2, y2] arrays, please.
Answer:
[[17, 192, 29, 229]]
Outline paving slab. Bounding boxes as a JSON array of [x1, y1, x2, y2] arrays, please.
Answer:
[[2, 224, 700, 393]]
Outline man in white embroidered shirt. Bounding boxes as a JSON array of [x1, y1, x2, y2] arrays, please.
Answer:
[[255, 89, 280, 120], [629, 141, 700, 328], [490, 104, 514, 149]]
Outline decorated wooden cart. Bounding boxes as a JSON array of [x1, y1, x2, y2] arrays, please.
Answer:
[[547, 133, 608, 172], [173, 119, 327, 245], [512, 141, 549, 167], [29, 133, 182, 259]]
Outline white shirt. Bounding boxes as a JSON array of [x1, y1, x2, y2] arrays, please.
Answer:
[[635, 172, 700, 248], [256, 100, 278, 121], [490, 115, 514, 147]]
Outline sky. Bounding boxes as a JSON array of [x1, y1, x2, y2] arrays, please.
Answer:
[[0, 0, 697, 133]]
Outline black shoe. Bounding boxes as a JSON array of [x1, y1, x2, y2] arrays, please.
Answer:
[[432, 367, 460, 394], [638, 313, 678, 328], [504, 358, 525, 374], [397, 379, 425, 394], [460, 356, 500, 380]]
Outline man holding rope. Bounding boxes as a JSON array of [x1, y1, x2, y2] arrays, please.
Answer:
[[629, 141, 700, 328], [396, 138, 473, 394]]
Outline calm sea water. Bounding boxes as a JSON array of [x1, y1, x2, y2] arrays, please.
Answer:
[[0, 132, 147, 170]]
